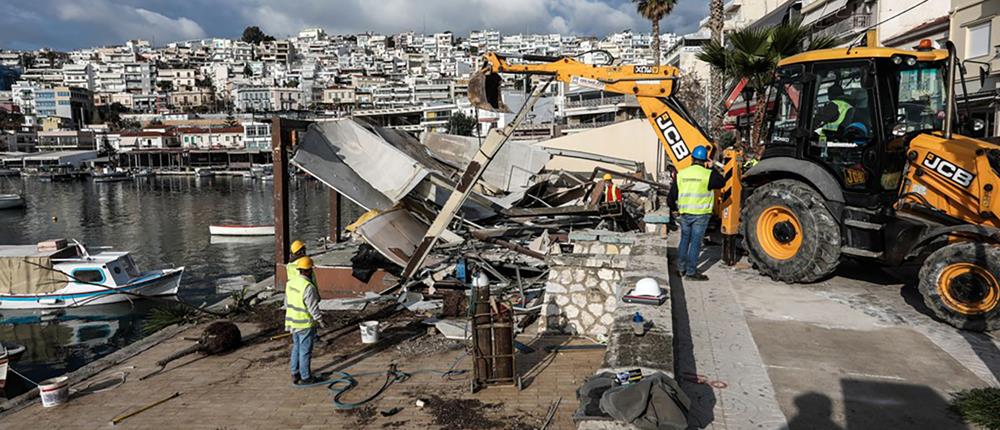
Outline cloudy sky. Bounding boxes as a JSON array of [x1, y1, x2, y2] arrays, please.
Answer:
[[0, 0, 709, 51]]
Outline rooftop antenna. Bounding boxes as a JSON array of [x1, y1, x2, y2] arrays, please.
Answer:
[[844, 0, 927, 53]]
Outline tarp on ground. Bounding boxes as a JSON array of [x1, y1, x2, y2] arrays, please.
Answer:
[[422, 132, 551, 194], [292, 119, 430, 211]]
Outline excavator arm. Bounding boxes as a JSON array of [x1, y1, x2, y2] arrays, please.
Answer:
[[470, 52, 743, 262], [469, 52, 716, 170]]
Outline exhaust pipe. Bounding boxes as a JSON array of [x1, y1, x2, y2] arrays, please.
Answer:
[[468, 68, 508, 112]]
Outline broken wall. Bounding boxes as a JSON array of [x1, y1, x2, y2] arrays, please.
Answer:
[[542, 249, 629, 341], [539, 119, 666, 180]]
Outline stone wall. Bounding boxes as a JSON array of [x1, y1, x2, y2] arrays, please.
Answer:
[[542, 231, 636, 341]]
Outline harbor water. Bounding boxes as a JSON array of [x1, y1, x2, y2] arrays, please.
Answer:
[[0, 175, 358, 398]]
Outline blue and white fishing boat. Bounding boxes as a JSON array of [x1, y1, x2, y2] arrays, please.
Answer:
[[0, 241, 183, 310]]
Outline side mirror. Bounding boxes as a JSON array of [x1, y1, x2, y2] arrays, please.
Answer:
[[892, 122, 908, 137], [973, 118, 986, 131]]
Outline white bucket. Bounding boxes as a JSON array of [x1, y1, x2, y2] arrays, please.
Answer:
[[359, 321, 379, 344], [39, 376, 69, 407]]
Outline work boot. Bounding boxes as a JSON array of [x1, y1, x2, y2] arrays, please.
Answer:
[[297, 376, 322, 386], [292, 375, 301, 385], [686, 273, 709, 281]]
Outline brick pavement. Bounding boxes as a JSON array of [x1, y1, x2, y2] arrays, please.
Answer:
[[2, 321, 603, 430]]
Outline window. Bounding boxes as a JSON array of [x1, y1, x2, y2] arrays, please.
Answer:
[[73, 268, 105, 284], [968, 22, 992, 58], [807, 63, 876, 190]]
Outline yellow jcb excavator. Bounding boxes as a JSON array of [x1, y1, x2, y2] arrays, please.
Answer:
[[468, 38, 1000, 332]]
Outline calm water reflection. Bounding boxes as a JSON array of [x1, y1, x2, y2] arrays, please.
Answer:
[[0, 175, 350, 397]]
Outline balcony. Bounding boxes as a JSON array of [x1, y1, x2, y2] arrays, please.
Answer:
[[724, 0, 741, 12], [565, 95, 627, 109]]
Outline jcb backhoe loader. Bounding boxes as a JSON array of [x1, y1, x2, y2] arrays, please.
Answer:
[[469, 38, 1000, 332]]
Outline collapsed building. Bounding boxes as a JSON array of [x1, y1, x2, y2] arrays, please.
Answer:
[[269, 111, 684, 426]]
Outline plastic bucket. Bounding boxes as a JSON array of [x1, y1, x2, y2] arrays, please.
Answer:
[[39, 376, 69, 407], [359, 321, 379, 344]]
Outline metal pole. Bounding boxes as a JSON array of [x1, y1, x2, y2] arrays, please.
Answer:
[[329, 189, 341, 243], [272, 117, 290, 270]]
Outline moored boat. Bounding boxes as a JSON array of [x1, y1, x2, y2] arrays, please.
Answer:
[[208, 224, 275, 236], [0, 194, 24, 209], [92, 168, 130, 183], [0, 240, 184, 310]]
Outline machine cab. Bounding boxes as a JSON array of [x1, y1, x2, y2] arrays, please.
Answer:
[[762, 50, 950, 210]]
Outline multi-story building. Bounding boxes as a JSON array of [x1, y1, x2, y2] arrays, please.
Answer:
[[561, 88, 642, 134], [117, 129, 179, 150], [233, 86, 304, 112], [951, 0, 1000, 136], [157, 68, 196, 91], [37, 130, 96, 151], [168, 87, 215, 110], [45, 86, 95, 127], [0, 129, 37, 152], [176, 126, 244, 149], [801, 0, 874, 44], [62, 63, 95, 91], [242, 120, 271, 151]]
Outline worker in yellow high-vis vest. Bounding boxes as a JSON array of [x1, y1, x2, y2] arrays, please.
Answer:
[[668, 146, 725, 281], [286, 256, 325, 385]]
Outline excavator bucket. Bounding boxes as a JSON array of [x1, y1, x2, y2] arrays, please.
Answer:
[[468, 69, 509, 112]]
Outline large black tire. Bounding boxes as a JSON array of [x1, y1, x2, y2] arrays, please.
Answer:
[[918, 242, 1000, 332], [742, 179, 841, 283]]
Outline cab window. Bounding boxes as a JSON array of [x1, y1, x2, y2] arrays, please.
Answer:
[[807, 63, 877, 190], [765, 65, 804, 147], [73, 269, 105, 284]]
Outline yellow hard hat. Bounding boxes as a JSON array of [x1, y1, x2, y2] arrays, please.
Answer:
[[295, 256, 314, 270], [290, 240, 305, 254], [603, 174, 613, 181]]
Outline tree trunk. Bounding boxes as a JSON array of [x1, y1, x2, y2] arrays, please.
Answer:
[[652, 19, 661, 67], [750, 88, 769, 153], [708, 0, 725, 137]]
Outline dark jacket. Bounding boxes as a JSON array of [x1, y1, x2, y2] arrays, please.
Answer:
[[667, 165, 725, 213]]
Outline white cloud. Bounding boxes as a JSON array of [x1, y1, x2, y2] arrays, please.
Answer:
[[55, 0, 206, 43]]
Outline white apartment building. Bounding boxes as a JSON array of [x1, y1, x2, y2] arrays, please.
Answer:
[[242, 120, 271, 151], [62, 63, 95, 91], [234, 86, 304, 112], [157, 69, 196, 91], [177, 126, 244, 149]]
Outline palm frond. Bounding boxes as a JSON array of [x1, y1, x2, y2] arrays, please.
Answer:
[[634, 0, 677, 20]]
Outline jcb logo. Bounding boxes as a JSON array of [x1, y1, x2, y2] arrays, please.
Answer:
[[656, 112, 690, 161], [922, 153, 975, 188]]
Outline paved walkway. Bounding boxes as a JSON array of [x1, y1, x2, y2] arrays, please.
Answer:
[[671, 236, 1000, 429], [2, 320, 603, 429]]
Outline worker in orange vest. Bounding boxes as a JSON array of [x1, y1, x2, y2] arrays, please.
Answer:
[[602, 174, 622, 203]]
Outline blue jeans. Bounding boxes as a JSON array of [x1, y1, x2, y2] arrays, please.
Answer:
[[677, 214, 711, 276], [290, 328, 315, 380]]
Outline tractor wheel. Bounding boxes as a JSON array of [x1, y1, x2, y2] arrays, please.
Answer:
[[918, 242, 1000, 331], [742, 179, 841, 283]]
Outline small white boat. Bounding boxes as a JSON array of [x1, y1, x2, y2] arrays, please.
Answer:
[[194, 168, 214, 178], [208, 225, 275, 236], [0, 241, 184, 310], [92, 168, 130, 183], [0, 194, 24, 209]]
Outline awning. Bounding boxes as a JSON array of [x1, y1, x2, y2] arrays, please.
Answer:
[[802, 0, 848, 26]]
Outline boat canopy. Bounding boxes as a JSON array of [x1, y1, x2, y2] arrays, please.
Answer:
[[0, 246, 72, 295]]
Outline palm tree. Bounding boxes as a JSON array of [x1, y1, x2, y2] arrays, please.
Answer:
[[698, 20, 837, 150], [634, 0, 677, 67], [708, 0, 724, 136]]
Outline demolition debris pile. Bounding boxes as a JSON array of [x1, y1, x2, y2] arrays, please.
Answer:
[[292, 118, 671, 342]]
